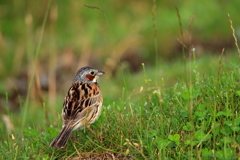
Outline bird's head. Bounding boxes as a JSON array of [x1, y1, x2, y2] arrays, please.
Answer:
[[73, 66, 105, 84]]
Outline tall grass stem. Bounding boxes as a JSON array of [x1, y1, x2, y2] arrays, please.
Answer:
[[21, 0, 52, 129]]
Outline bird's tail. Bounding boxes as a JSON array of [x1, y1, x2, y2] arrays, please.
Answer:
[[50, 125, 73, 148]]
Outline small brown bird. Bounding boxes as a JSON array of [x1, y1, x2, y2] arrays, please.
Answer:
[[50, 66, 104, 148]]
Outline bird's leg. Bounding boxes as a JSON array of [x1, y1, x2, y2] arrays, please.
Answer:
[[86, 124, 96, 135], [86, 125, 104, 140]]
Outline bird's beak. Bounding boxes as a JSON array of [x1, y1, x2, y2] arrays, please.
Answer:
[[97, 70, 105, 76]]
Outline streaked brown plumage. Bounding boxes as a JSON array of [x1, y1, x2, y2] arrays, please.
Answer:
[[50, 66, 104, 148]]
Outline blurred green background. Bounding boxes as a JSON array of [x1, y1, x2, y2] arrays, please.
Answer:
[[0, 1, 240, 158], [0, 0, 239, 115]]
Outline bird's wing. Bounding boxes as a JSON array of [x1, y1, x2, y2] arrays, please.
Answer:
[[62, 82, 102, 126]]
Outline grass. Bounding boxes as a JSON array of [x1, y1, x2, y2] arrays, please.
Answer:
[[0, 54, 239, 159], [0, 0, 240, 159]]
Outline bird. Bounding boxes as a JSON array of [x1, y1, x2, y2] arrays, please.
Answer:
[[50, 66, 105, 148]]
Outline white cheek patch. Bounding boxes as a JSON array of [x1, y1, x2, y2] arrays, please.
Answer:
[[92, 75, 99, 82]]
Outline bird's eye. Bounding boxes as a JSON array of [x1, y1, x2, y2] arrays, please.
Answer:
[[90, 71, 95, 75]]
